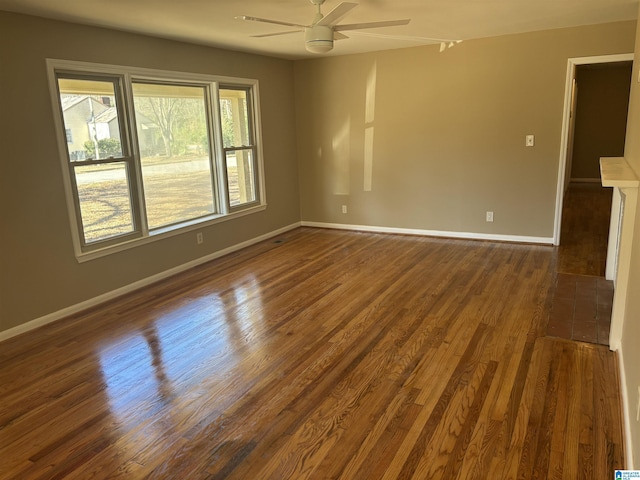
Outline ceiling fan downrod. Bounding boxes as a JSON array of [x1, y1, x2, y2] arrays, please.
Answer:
[[306, 0, 333, 53]]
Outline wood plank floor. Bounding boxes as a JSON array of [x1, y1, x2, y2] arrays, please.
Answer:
[[557, 182, 612, 277], [0, 228, 625, 479], [547, 273, 613, 346], [549, 182, 615, 346]]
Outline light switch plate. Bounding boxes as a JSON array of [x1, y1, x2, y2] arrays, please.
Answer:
[[526, 135, 535, 147]]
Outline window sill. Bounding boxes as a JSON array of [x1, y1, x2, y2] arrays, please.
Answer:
[[75, 203, 267, 263]]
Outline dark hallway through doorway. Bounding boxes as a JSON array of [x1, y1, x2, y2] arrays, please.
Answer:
[[548, 60, 632, 347], [547, 183, 613, 346], [558, 182, 612, 277]]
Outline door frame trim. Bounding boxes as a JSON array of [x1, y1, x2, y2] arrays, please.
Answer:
[[553, 53, 634, 246]]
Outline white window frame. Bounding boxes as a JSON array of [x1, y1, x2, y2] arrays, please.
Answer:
[[47, 59, 267, 262]]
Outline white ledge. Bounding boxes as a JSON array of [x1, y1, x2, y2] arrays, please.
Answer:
[[600, 157, 639, 188]]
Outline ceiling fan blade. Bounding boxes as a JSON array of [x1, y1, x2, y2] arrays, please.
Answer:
[[250, 30, 304, 38], [316, 2, 358, 26], [349, 30, 459, 43], [334, 31, 349, 40], [334, 19, 411, 31], [348, 30, 462, 52], [235, 15, 308, 29]]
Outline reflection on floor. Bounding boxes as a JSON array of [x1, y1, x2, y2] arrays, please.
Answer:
[[546, 182, 614, 346]]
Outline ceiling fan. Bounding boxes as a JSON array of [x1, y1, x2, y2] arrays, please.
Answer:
[[236, 0, 415, 54]]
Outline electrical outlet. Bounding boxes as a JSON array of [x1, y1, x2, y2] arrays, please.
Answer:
[[486, 211, 494, 223], [196, 232, 203, 245], [526, 135, 535, 147], [342, 205, 347, 214]]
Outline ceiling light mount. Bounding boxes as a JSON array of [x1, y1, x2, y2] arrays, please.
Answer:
[[305, 25, 334, 53]]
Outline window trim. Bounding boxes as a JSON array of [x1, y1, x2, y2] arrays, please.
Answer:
[[220, 85, 260, 210], [46, 59, 267, 263], [56, 72, 143, 249]]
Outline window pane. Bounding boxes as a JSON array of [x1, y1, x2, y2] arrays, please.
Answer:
[[132, 83, 215, 229], [74, 163, 135, 243], [227, 150, 256, 207], [220, 88, 251, 148], [58, 78, 123, 161]]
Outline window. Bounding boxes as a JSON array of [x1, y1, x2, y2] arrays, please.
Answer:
[[48, 60, 265, 260], [132, 82, 216, 229], [220, 88, 257, 207], [57, 76, 134, 244]]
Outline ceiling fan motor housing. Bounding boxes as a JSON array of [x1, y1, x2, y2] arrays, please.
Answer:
[[305, 25, 333, 53]]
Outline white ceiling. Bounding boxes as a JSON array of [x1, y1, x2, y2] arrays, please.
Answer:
[[0, 0, 638, 59]]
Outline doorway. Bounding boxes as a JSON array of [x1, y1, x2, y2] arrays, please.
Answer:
[[547, 55, 633, 346], [559, 61, 633, 276], [553, 53, 634, 246]]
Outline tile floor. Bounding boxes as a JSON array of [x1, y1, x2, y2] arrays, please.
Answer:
[[546, 273, 613, 346]]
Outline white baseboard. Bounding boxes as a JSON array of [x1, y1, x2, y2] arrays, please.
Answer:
[[0, 220, 553, 342], [301, 221, 554, 245], [616, 346, 635, 470], [0, 222, 301, 342]]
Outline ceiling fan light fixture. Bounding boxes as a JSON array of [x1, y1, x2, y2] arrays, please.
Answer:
[[239, 1, 413, 55], [306, 40, 333, 53], [305, 25, 334, 53]]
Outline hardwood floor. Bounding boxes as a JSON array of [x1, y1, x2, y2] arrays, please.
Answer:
[[547, 273, 613, 346], [0, 228, 625, 479], [549, 182, 615, 346], [557, 182, 612, 277]]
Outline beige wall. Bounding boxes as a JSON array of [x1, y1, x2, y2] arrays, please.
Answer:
[[620, 7, 640, 468], [294, 22, 636, 237], [1, 6, 639, 464], [571, 64, 632, 180], [0, 12, 300, 333]]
